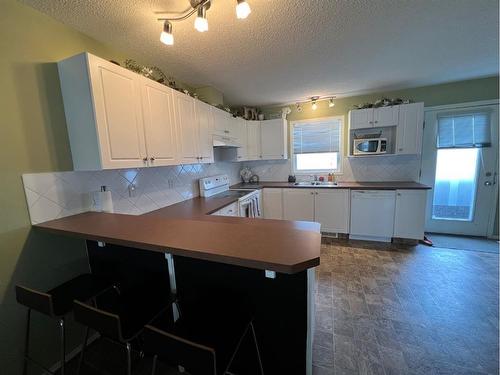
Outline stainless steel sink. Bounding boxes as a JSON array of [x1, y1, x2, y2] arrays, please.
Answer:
[[293, 181, 338, 187]]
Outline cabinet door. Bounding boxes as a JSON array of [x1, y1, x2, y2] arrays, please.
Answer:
[[246, 121, 262, 160], [373, 106, 399, 127], [173, 91, 198, 164], [314, 189, 350, 233], [283, 189, 315, 221], [261, 119, 287, 160], [396, 103, 424, 155], [195, 101, 215, 163], [350, 109, 374, 129], [88, 55, 147, 168], [263, 188, 283, 219], [141, 79, 177, 167], [394, 190, 427, 240], [235, 118, 248, 161], [212, 108, 231, 136]]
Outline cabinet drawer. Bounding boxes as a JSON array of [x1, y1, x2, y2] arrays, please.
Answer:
[[211, 202, 239, 217]]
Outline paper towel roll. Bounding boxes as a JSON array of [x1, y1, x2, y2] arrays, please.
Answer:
[[91, 190, 114, 213]]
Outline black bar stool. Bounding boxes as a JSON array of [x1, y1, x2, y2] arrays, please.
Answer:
[[143, 297, 265, 375], [73, 287, 172, 375], [15, 273, 116, 375]]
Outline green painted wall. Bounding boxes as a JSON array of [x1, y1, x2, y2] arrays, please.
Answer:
[[263, 76, 499, 152], [0, 1, 141, 373]]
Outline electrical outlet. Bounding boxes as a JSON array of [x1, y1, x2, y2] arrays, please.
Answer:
[[128, 183, 137, 197]]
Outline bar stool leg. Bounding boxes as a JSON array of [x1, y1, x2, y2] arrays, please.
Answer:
[[59, 318, 66, 375], [77, 326, 90, 375], [22, 309, 31, 375], [250, 322, 264, 375], [151, 354, 158, 375], [126, 342, 132, 375]]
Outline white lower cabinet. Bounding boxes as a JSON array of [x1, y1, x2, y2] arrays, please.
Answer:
[[263, 188, 283, 219], [393, 189, 427, 239], [282, 189, 350, 233], [314, 190, 350, 233], [283, 189, 315, 221]]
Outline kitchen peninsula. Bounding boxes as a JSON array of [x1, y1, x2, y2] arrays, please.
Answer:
[[34, 198, 321, 375]]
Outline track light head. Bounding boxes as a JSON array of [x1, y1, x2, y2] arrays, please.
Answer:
[[236, 0, 251, 19], [195, 5, 208, 32], [160, 21, 174, 45]]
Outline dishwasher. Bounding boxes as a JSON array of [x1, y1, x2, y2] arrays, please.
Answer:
[[350, 190, 396, 242]]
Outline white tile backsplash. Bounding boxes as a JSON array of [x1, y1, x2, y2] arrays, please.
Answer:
[[243, 155, 421, 182], [22, 162, 240, 224]]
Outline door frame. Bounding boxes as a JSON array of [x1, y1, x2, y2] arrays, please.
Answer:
[[421, 99, 499, 238]]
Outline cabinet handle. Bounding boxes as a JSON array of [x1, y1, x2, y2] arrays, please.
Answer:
[[260, 155, 262, 158], [143, 157, 148, 162], [398, 148, 403, 151], [369, 121, 373, 124], [310, 192, 314, 195], [200, 156, 204, 160], [224, 130, 229, 134], [150, 157, 155, 161], [374, 121, 378, 124], [397, 193, 401, 196]]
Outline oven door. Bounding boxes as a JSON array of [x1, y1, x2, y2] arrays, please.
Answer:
[[238, 193, 262, 218]]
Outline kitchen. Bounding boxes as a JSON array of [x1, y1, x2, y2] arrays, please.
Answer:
[[1, 1, 499, 375]]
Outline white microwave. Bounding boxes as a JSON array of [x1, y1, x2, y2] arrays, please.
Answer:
[[353, 138, 387, 155]]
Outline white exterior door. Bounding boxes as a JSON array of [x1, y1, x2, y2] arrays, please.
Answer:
[[173, 91, 198, 164], [88, 56, 146, 168], [350, 109, 373, 129], [246, 121, 262, 160], [314, 189, 350, 233], [141, 79, 177, 167], [283, 189, 315, 222], [261, 119, 286, 160], [421, 103, 499, 236], [195, 101, 214, 163]]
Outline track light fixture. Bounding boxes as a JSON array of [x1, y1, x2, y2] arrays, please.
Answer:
[[160, 21, 174, 45], [156, 0, 252, 46], [329, 97, 335, 107]]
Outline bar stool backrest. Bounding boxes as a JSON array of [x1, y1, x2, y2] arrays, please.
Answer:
[[143, 325, 217, 375], [73, 300, 124, 342], [16, 285, 55, 317]]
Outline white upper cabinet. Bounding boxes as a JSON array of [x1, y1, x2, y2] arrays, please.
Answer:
[[396, 103, 424, 155], [349, 107, 399, 130], [235, 118, 248, 161], [314, 189, 350, 233], [393, 189, 427, 239], [373, 106, 399, 127], [212, 107, 235, 138], [283, 189, 315, 222], [141, 78, 178, 167], [59, 53, 148, 170], [195, 101, 215, 163], [261, 119, 287, 160], [246, 121, 262, 160], [350, 108, 373, 129], [173, 90, 199, 164]]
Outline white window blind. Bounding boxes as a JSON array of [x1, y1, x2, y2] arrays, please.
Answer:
[[437, 111, 491, 148], [293, 120, 342, 154]]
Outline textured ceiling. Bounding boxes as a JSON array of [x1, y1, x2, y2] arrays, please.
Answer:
[[21, 0, 499, 106]]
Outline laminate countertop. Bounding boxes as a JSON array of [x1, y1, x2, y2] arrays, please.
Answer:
[[230, 181, 431, 190], [34, 194, 321, 274]]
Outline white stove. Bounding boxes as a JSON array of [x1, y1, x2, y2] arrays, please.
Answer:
[[199, 175, 262, 218]]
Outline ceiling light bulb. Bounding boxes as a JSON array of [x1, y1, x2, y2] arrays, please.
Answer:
[[160, 21, 174, 45], [329, 98, 335, 107], [312, 101, 318, 110], [195, 6, 208, 32], [236, 0, 251, 19]]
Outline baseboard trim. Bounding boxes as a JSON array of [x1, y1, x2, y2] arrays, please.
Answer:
[[46, 332, 100, 374]]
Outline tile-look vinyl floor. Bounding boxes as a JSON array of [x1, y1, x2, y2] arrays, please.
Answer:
[[60, 239, 499, 375], [313, 239, 499, 375]]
